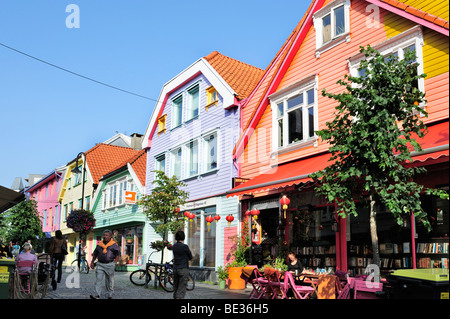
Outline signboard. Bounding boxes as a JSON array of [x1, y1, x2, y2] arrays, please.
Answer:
[[232, 177, 250, 188], [125, 191, 137, 204]]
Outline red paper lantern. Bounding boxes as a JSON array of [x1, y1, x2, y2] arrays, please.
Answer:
[[226, 214, 234, 225], [280, 195, 290, 219], [214, 215, 221, 223], [174, 207, 180, 214], [251, 209, 260, 220], [206, 215, 214, 232], [189, 212, 196, 221], [245, 210, 251, 217], [206, 215, 214, 225], [280, 195, 290, 210]]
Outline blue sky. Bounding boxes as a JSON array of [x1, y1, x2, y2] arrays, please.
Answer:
[[0, 0, 310, 188]]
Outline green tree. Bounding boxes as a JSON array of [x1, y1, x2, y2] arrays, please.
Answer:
[[3, 199, 44, 249], [138, 170, 189, 262], [310, 46, 448, 267]]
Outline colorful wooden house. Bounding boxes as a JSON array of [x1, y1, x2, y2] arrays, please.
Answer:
[[58, 143, 141, 263], [91, 149, 147, 271], [142, 51, 264, 279], [227, 0, 448, 274], [26, 169, 65, 235]]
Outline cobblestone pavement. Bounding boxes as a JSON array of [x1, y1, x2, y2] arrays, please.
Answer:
[[44, 270, 253, 299]]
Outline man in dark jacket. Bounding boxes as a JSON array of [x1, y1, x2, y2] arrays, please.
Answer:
[[90, 229, 120, 299]]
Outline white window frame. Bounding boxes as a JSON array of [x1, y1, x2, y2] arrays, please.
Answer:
[[171, 94, 183, 129], [154, 153, 166, 179], [184, 139, 200, 178], [102, 177, 133, 210], [170, 146, 183, 180], [186, 84, 200, 121], [202, 130, 219, 174], [270, 76, 319, 154], [348, 26, 425, 109], [313, 0, 351, 57]]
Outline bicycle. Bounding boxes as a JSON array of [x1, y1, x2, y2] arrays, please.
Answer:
[[70, 255, 90, 274], [159, 259, 195, 292], [129, 252, 159, 288]]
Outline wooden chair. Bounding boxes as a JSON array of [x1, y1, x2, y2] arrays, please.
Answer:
[[263, 268, 285, 299], [316, 274, 338, 299], [284, 271, 315, 299], [352, 278, 383, 299], [249, 268, 268, 299], [16, 260, 36, 294]]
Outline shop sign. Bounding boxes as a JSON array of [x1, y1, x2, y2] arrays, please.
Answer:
[[232, 177, 250, 188], [125, 191, 137, 204], [180, 197, 216, 210]]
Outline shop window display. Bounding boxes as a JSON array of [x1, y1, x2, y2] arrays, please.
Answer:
[[112, 225, 143, 265]]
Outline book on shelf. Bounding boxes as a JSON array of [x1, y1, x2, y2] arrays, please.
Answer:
[[416, 242, 449, 254], [403, 242, 410, 254]]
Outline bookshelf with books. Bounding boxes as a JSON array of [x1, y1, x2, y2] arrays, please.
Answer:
[[416, 238, 449, 269], [295, 244, 336, 269]]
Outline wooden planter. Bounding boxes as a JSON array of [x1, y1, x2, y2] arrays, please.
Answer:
[[227, 267, 246, 289]]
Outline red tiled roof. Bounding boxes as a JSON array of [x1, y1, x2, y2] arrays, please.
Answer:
[[380, 0, 449, 29], [100, 149, 147, 186], [83, 143, 141, 185], [204, 51, 265, 100]]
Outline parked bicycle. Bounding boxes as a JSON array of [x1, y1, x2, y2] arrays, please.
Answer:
[[129, 251, 195, 292], [159, 259, 195, 292], [70, 255, 89, 274]]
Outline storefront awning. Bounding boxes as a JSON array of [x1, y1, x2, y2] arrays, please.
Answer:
[[227, 121, 449, 198], [227, 152, 332, 197], [0, 185, 25, 213]]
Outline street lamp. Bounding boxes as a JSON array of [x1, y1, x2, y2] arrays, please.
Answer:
[[71, 152, 86, 271]]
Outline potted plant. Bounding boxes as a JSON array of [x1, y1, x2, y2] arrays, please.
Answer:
[[217, 266, 228, 289], [226, 234, 249, 290]]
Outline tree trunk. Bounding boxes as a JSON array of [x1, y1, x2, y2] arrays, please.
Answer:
[[369, 195, 380, 268]]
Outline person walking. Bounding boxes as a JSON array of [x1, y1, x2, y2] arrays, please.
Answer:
[[49, 230, 67, 283], [172, 230, 193, 299], [90, 229, 120, 299]]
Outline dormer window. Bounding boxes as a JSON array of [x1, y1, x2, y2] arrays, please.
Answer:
[[314, 0, 350, 57], [205, 86, 218, 111], [157, 114, 167, 136]]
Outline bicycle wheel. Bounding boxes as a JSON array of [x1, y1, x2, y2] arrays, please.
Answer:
[[187, 274, 195, 291], [129, 269, 147, 286], [70, 259, 81, 272], [81, 260, 89, 274], [159, 271, 174, 292]]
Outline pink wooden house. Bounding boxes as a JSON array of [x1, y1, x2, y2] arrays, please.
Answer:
[[26, 169, 65, 234]]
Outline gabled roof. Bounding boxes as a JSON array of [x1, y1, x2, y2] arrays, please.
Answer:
[[100, 149, 147, 186], [369, 0, 449, 34], [233, 0, 449, 162], [142, 51, 264, 148], [83, 143, 141, 185], [204, 51, 265, 100]]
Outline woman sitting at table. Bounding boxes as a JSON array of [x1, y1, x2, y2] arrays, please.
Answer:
[[287, 251, 304, 275]]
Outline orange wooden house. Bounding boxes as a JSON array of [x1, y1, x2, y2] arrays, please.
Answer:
[[228, 0, 448, 274]]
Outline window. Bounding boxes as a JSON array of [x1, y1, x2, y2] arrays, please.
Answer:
[[85, 196, 91, 211], [270, 77, 318, 151], [186, 207, 217, 267], [64, 204, 68, 220], [348, 26, 425, 107], [187, 85, 199, 121], [203, 132, 218, 172], [171, 147, 182, 179], [103, 179, 131, 210], [172, 95, 183, 128], [314, 0, 350, 53], [74, 165, 82, 186], [186, 140, 199, 178], [205, 86, 218, 110], [155, 154, 166, 174], [158, 114, 167, 136]]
